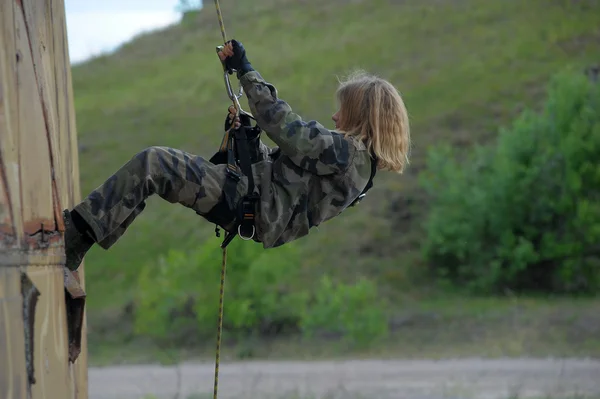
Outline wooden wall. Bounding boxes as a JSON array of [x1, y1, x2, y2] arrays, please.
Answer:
[[0, 0, 88, 398]]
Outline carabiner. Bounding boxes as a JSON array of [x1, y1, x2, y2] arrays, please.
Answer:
[[216, 45, 255, 121]]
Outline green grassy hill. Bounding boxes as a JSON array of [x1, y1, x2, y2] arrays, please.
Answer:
[[71, 0, 600, 362]]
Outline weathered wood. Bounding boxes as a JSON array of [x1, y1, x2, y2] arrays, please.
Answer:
[[0, 0, 88, 398], [14, 0, 55, 236], [26, 265, 72, 399], [52, 0, 80, 209], [0, 0, 23, 246], [22, 0, 65, 232], [0, 268, 28, 399], [49, 0, 71, 212], [46, 0, 90, 393]]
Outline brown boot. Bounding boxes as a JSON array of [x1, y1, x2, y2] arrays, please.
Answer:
[[62, 209, 95, 271]]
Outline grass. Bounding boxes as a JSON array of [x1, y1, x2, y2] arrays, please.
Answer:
[[87, 295, 600, 367], [70, 0, 600, 362]]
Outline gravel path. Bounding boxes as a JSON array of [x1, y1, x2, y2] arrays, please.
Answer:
[[88, 358, 600, 399]]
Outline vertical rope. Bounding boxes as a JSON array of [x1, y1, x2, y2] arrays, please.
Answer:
[[214, 0, 241, 118], [213, 246, 228, 399], [213, 3, 231, 398], [213, 0, 228, 43]]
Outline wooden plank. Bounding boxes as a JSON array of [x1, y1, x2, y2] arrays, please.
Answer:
[[14, 0, 55, 236], [49, 0, 74, 213], [0, 185, 12, 243], [52, 0, 80, 209], [26, 265, 72, 399], [2, 1, 88, 399], [0, 0, 22, 247], [21, 0, 65, 232], [51, 0, 90, 395], [0, 151, 12, 243], [0, 268, 29, 399]]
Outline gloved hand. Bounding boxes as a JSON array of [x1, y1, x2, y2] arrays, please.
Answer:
[[221, 105, 263, 163], [224, 105, 253, 131], [218, 39, 254, 78]]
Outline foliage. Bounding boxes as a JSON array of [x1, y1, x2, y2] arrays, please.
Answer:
[[134, 238, 389, 347], [300, 275, 389, 348], [73, 0, 600, 361], [420, 70, 600, 294], [134, 238, 302, 342], [73, 0, 600, 313]]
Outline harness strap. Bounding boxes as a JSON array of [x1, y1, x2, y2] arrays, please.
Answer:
[[219, 124, 259, 248], [233, 127, 256, 196], [232, 127, 258, 239], [350, 155, 378, 207], [222, 132, 240, 212]]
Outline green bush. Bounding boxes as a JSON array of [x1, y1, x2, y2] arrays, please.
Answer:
[[134, 237, 389, 348], [134, 237, 307, 344], [420, 70, 600, 294], [300, 275, 389, 348]]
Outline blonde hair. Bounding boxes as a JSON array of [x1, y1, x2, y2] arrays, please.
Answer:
[[335, 70, 410, 173]]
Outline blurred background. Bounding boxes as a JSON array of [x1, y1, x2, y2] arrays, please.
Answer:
[[65, 0, 600, 397]]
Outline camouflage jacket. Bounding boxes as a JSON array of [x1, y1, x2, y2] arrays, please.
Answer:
[[239, 71, 374, 248]]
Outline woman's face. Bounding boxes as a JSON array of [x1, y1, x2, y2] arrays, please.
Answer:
[[331, 109, 341, 129]]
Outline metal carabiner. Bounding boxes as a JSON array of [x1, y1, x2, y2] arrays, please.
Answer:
[[216, 45, 255, 121]]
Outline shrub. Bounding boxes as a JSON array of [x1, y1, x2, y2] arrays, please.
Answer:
[[134, 237, 307, 344], [300, 275, 389, 348], [420, 70, 600, 294], [134, 237, 389, 348]]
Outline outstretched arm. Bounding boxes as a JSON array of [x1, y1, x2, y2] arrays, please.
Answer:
[[240, 71, 355, 175], [219, 39, 355, 175]]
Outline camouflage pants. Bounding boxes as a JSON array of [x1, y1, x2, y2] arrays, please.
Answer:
[[73, 146, 248, 250]]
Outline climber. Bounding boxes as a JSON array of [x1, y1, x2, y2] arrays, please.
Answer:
[[62, 40, 411, 272]]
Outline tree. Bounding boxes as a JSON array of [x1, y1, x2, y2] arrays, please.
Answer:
[[175, 0, 203, 14]]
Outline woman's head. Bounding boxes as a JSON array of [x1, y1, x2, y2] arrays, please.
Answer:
[[332, 70, 410, 174]]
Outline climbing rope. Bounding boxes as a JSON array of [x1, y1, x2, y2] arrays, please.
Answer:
[[211, 3, 261, 398], [213, 2, 230, 399], [213, 0, 253, 136], [212, 246, 227, 399], [213, 0, 227, 44]]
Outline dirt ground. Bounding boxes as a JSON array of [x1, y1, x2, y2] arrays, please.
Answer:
[[87, 358, 600, 399]]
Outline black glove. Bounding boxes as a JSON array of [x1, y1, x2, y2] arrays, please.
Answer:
[[223, 40, 254, 78]]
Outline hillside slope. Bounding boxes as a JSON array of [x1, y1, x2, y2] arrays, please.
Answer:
[[71, 0, 600, 314]]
